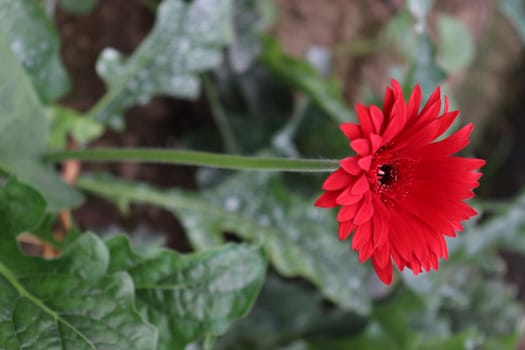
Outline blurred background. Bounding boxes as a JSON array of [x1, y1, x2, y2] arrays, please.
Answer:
[[50, 0, 525, 348]]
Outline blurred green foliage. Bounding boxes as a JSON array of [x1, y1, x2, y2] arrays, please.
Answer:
[[0, 0, 523, 349], [92, 0, 234, 129], [0, 0, 70, 102], [0, 32, 82, 210], [59, 0, 99, 15], [501, 0, 525, 43]]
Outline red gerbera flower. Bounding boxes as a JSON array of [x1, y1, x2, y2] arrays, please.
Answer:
[[315, 79, 485, 285]]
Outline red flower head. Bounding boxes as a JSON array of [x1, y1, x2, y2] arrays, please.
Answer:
[[315, 79, 485, 285]]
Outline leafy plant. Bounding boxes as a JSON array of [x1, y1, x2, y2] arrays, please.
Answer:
[[0, 0, 70, 102], [91, 0, 234, 129], [0, 0, 522, 349], [0, 32, 81, 210]]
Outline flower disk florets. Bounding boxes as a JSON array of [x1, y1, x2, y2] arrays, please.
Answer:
[[315, 79, 485, 285]]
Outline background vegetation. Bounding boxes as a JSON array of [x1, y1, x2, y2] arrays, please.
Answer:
[[0, 0, 524, 349]]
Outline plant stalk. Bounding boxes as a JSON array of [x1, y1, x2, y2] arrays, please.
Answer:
[[46, 148, 338, 172]]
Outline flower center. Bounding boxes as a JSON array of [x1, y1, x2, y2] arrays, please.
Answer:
[[378, 164, 396, 186], [368, 151, 415, 204]]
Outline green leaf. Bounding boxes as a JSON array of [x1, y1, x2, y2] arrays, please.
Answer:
[[500, 0, 525, 43], [0, 232, 158, 350], [59, 0, 99, 15], [310, 323, 399, 350], [106, 235, 266, 349], [371, 288, 448, 349], [0, 0, 70, 103], [0, 33, 83, 211], [215, 275, 323, 349], [402, 253, 522, 340], [77, 173, 372, 315], [48, 106, 104, 150], [228, 0, 276, 72], [385, 10, 419, 57], [216, 274, 366, 350], [312, 326, 483, 350], [419, 330, 483, 350], [436, 14, 475, 72], [460, 196, 525, 255], [384, 10, 446, 97], [260, 36, 354, 124], [323, 288, 476, 350], [0, 178, 46, 237], [410, 33, 447, 97], [91, 0, 233, 128]]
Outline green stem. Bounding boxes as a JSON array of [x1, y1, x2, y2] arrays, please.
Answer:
[[202, 74, 240, 153], [46, 148, 338, 172]]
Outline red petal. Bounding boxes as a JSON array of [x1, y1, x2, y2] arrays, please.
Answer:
[[424, 123, 473, 157], [407, 84, 422, 122], [358, 156, 373, 171], [354, 195, 374, 225], [369, 105, 385, 133], [372, 254, 393, 285], [409, 177, 479, 200], [337, 202, 360, 221], [340, 123, 361, 140], [408, 257, 422, 275], [440, 236, 449, 259], [370, 134, 383, 153], [420, 85, 441, 117], [314, 190, 340, 208], [350, 138, 370, 156], [395, 100, 440, 147], [418, 99, 441, 126], [371, 196, 389, 248], [383, 87, 395, 118], [358, 240, 375, 262], [336, 186, 363, 205], [338, 221, 355, 240], [381, 111, 406, 145], [340, 156, 361, 175], [373, 243, 391, 268], [352, 220, 372, 250], [418, 156, 485, 173], [351, 174, 370, 195], [388, 208, 414, 262], [356, 104, 375, 135], [391, 80, 407, 122], [393, 118, 440, 151], [435, 110, 459, 137], [322, 168, 352, 191], [409, 182, 476, 201], [391, 249, 407, 271], [429, 251, 439, 270]]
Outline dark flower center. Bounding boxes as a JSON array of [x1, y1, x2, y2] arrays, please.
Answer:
[[378, 164, 395, 186], [368, 150, 416, 206]]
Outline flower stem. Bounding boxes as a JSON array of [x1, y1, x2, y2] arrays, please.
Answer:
[[45, 148, 338, 172]]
